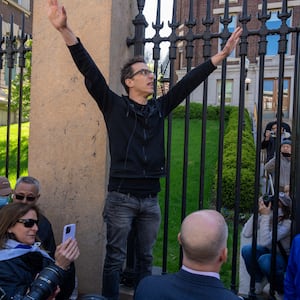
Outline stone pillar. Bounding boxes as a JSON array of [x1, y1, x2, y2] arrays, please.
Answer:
[[30, 0, 135, 294]]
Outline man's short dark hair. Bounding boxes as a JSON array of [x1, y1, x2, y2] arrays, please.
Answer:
[[120, 56, 146, 94]]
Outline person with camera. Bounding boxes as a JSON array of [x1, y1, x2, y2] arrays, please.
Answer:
[[0, 202, 80, 300], [263, 112, 291, 137], [261, 123, 278, 163], [264, 138, 292, 192], [261, 122, 291, 163], [241, 192, 292, 296]]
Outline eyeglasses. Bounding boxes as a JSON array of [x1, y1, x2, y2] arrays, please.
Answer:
[[129, 68, 154, 78], [17, 219, 39, 228], [14, 194, 36, 202]]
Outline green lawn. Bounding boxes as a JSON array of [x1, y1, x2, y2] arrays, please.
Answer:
[[154, 118, 220, 272], [0, 122, 29, 187]]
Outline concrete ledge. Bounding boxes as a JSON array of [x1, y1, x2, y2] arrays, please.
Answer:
[[120, 285, 134, 300]]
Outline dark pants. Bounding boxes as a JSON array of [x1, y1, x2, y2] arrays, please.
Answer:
[[242, 244, 286, 293], [102, 192, 161, 300]]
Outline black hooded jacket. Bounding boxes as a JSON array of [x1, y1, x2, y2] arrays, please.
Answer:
[[68, 41, 216, 193]]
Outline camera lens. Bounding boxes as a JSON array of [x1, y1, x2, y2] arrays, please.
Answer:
[[262, 194, 269, 201], [23, 265, 64, 300], [262, 194, 274, 207]]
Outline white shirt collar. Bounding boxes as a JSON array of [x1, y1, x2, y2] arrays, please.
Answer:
[[182, 264, 220, 279]]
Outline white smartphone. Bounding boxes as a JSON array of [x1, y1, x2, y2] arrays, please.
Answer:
[[62, 223, 76, 243]]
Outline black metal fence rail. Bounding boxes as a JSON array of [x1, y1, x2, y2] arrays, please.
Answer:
[[0, 13, 31, 179], [128, 0, 300, 298]]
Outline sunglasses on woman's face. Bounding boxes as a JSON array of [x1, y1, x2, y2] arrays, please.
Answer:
[[16, 219, 39, 228]]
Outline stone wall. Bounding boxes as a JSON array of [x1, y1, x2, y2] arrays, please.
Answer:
[[30, 0, 135, 294]]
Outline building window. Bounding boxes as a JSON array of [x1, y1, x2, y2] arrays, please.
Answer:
[[263, 78, 290, 117], [266, 11, 291, 55], [219, 15, 237, 58], [10, 0, 30, 10], [217, 79, 233, 104], [219, 0, 238, 3]]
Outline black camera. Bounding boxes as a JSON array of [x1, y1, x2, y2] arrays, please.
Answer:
[[11, 265, 65, 300], [262, 194, 274, 206], [270, 130, 276, 138], [25, 265, 64, 300]]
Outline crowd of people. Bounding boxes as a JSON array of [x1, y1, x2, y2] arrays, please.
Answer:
[[0, 175, 243, 300], [238, 112, 294, 299], [0, 176, 79, 299], [0, 0, 299, 299]]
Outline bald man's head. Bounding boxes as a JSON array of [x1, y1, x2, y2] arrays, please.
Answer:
[[178, 210, 228, 266]]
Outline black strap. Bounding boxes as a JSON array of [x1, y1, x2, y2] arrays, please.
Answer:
[[277, 240, 289, 264]]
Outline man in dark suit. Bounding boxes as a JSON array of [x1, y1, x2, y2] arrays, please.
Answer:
[[134, 210, 242, 300]]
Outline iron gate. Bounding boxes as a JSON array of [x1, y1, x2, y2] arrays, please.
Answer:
[[127, 0, 300, 299], [0, 13, 31, 179]]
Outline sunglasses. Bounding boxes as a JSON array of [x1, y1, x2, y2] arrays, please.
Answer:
[[17, 219, 39, 228], [129, 68, 154, 78], [14, 194, 36, 202]]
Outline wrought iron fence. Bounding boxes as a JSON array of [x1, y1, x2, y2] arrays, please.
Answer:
[[127, 0, 300, 299], [0, 13, 31, 179]]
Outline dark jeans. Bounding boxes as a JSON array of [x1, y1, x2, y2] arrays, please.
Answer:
[[241, 244, 286, 293], [102, 192, 161, 300]]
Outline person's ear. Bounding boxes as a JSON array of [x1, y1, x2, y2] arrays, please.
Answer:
[[125, 78, 134, 89], [219, 247, 228, 263], [177, 232, 182, 245]]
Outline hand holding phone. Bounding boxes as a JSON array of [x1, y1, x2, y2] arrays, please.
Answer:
[[62, 223, 76, 243]]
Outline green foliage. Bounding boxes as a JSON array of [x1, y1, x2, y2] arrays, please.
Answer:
[[172, 102, 233, 120], [215, 108, 256, 212], [10, 40, 32, 121]]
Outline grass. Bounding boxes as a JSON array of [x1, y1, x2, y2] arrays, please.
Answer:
[[0, 122, 29, 187], [153, 118, 220, 272]]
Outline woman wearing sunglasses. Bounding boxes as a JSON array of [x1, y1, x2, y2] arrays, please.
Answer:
[[0, 202, 80, 300]]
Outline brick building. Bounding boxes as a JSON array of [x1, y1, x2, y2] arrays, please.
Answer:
[[176, 0, 300, 120], [0, 0, 33, 33]]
